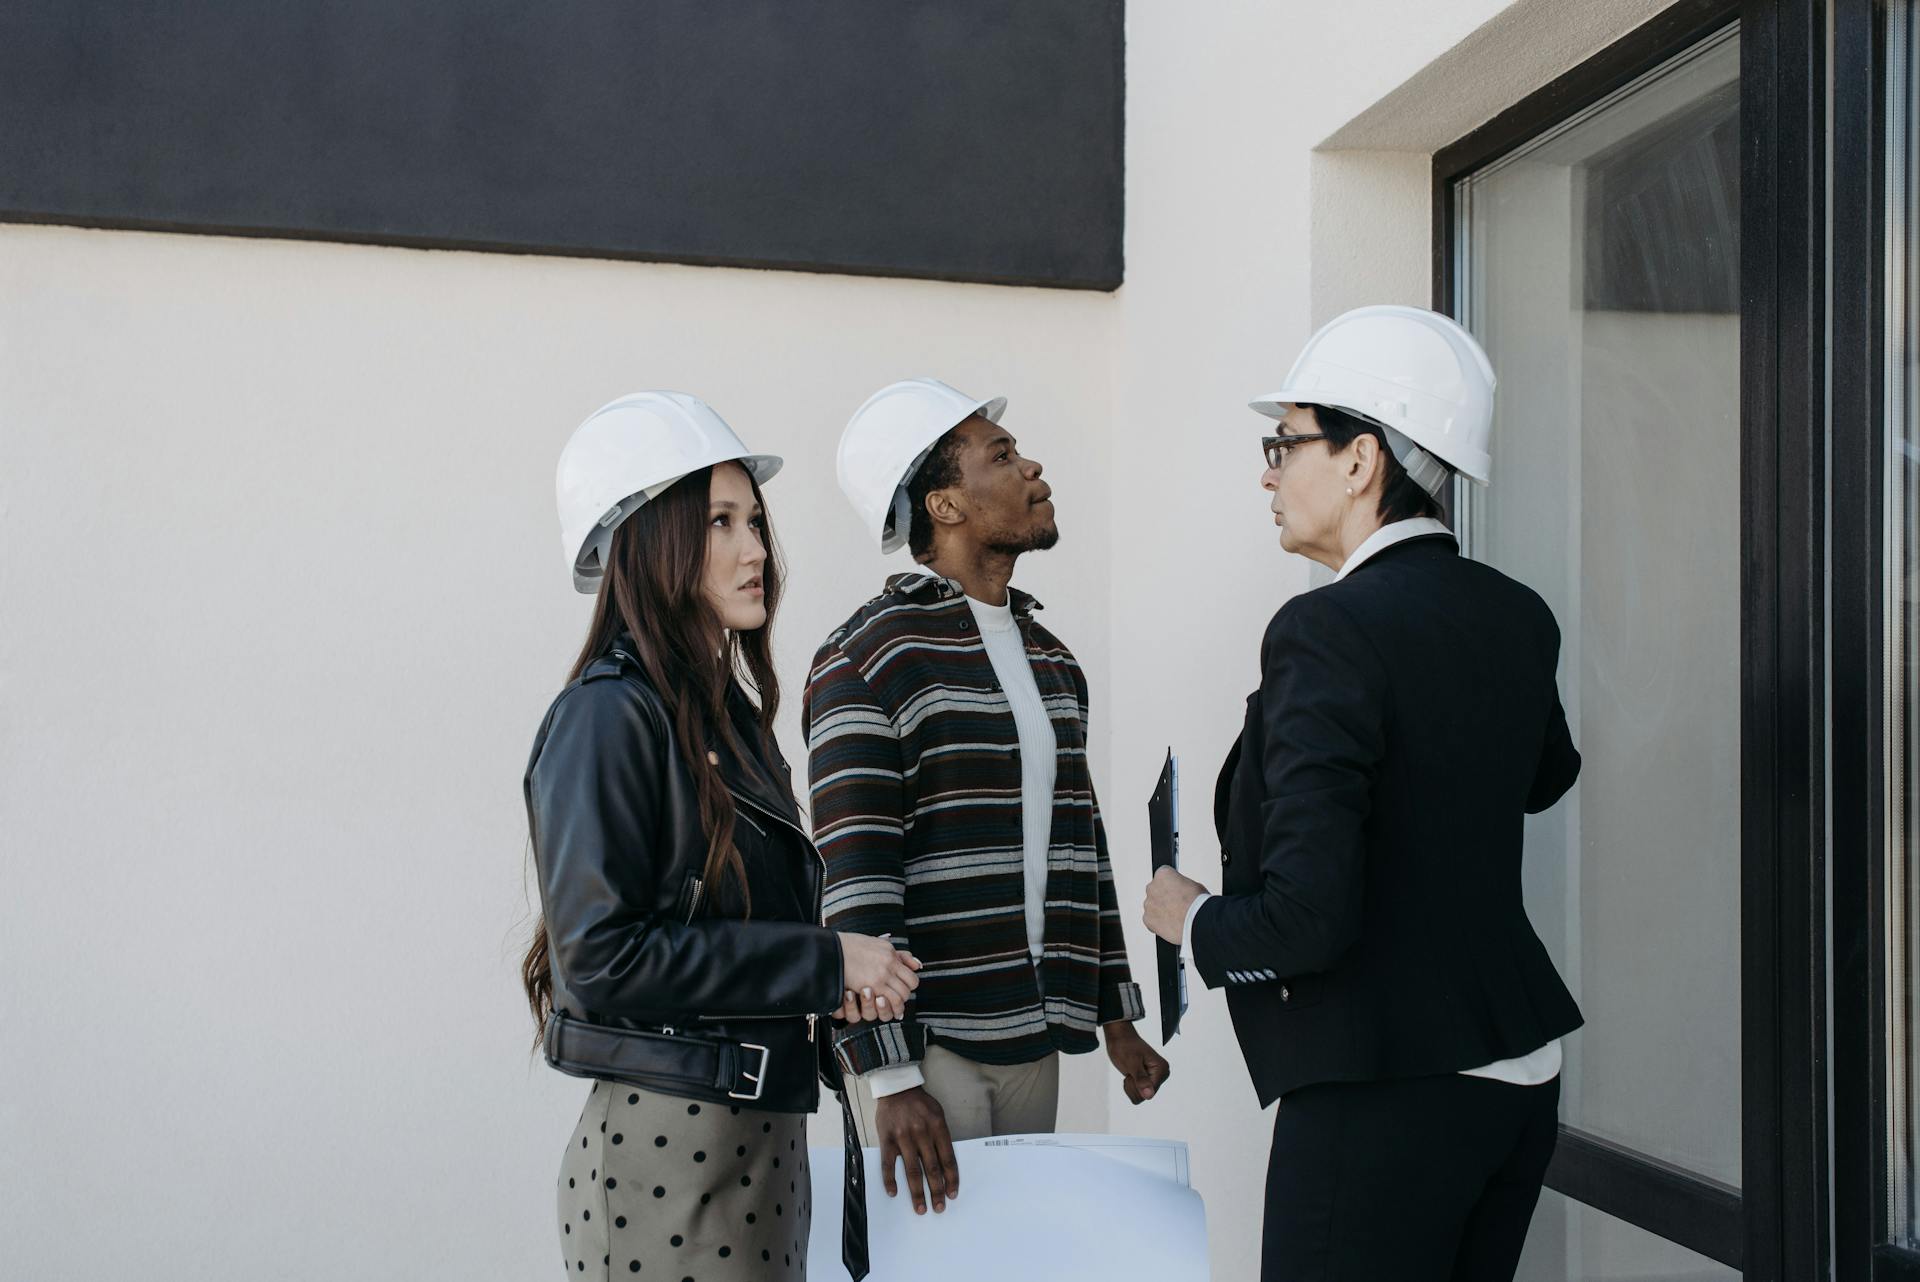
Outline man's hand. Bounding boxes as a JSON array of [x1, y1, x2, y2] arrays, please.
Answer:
[[872, 1087, 960, 1215], [1143, 866, 1206, 944], [1104, 1020, 1171, 1104]]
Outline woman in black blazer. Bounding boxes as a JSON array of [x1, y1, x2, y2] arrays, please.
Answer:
[[1144, 307, 1583, 1282]]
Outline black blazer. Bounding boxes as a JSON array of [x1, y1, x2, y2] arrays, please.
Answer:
[[524, 637, 845, 1112], [1189, 534, 1584, 1106]]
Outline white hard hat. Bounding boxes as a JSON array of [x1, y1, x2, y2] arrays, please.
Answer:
[[1250, 304, 1496, 493], [555, 391, 782, 594], [837, 378, 1007, 553]]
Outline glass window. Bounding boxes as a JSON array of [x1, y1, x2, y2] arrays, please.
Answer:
[[1516, 1191, 1741, 1282], [1454, 27, 1743, 1188]]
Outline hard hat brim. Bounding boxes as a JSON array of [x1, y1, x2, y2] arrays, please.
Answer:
[[570, 450, 785, 592], [871, 393, 1007, 554], [1247, 389, 1490, 485]]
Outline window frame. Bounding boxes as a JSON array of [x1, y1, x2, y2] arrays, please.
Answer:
[[1833, 0, 1920, 1279], [1430, 1, 1836, 1276]]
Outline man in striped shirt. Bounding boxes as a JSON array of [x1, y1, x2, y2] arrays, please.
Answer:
[[804, 379, 1170, 1218]]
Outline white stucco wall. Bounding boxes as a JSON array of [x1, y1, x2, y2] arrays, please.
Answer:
[[1109, 1, 1683, 1278], [0, 1, 1711, 1279], [0, 228, 1118, 1279]]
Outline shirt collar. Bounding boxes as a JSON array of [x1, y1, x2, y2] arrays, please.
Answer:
[[1335, 517, 1458, 581], [886, 568, 1042, 616]]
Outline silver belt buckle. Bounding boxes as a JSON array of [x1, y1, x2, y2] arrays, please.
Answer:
[[729, 1042, 770, 1101]]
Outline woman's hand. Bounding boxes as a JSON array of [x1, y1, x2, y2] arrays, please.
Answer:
[[1143, 866, 1207, 944], [836, 933, 922, 1023]]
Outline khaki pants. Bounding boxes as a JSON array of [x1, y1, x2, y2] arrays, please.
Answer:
[[847, 1043, 1061, 1144]]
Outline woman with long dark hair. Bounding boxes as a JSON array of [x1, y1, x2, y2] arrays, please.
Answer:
[[524, 392, 920, 1281]]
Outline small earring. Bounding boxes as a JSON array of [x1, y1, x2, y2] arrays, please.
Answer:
[[1345, 487, 1353, 496]]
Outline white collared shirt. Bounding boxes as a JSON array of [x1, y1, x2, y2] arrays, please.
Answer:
[[1334, 515, 1456, 580], [1183, 518, 1561, 1087]]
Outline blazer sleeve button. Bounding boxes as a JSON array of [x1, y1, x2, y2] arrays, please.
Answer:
[[1280, 985, 1291, 1002]]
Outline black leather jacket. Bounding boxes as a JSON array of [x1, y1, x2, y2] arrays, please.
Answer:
[[524, 638, 845, 1113]]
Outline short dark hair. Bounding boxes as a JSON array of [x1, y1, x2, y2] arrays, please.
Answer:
[[1302, 403, 1448, 525], [905, 427, 969, 560]]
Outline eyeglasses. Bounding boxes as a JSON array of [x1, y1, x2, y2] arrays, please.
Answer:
[[1261, 433, 1328, 471]]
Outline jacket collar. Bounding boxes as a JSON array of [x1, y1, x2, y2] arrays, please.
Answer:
[[884, 569, 1044, 618], [603, 635, 801, 826], [719, 684, 802, 825]]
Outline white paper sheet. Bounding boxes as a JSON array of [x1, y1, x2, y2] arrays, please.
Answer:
[[978, 1132, 1191, 1187], [808, 1134, 1209, 1281]]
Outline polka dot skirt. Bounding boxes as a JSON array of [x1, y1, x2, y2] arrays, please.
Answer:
[[556, 1081, 811, 1281]]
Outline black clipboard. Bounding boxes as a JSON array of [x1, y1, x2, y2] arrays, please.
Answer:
[[1148, 748, 1187, 1045]]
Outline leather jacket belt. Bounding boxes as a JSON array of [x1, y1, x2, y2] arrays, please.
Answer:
[[546, 1012, 771, 1103]]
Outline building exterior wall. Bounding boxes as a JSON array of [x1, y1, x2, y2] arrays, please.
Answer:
[[0, 0, 1702, 1277], [0, 229, 1118, 1276]]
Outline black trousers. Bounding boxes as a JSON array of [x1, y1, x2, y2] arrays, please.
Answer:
[[1261, 1072, 1561, 1282]]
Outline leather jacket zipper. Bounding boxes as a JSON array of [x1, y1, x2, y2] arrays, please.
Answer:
[[600, 656, 828, 1054], [605, 651, 810, 900], [711, 786, 830, 1045], [695, 1011, 813, 1024], [725, 785, 828, 925], [690, 1010, 816, 1048]]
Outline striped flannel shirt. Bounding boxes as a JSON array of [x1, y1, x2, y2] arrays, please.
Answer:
[[802, 572, 1145, 1072]]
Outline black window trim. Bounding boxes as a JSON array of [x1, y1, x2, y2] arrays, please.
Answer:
[[1429, 0, 1838, 1277], [1832, 1, 1920, 1280]]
